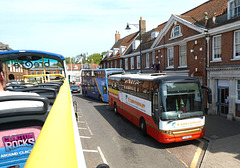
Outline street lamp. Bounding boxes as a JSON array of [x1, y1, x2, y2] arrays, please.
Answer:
[[125, 17, 143, 73]]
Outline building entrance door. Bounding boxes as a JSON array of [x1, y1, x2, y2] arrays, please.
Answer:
[[217, 87, 229, 115]]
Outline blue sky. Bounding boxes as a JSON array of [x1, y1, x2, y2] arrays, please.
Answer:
[[0, 0, 208, 58]]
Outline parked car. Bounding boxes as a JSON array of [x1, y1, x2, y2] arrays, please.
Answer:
[[70, 85, 80, 93]]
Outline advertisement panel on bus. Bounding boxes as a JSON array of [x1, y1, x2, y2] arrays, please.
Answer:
[[0, 127, 41, 168]]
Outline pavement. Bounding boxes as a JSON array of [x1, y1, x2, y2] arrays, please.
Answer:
[[201, 115, 240, 168]]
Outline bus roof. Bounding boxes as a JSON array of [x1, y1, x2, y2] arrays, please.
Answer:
[[0, 50, 65, 62], [109, 73, 197, 83]]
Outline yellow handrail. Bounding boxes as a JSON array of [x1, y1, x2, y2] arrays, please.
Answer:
[[24, 79, 81, 168], [23, 74, 65, 83]]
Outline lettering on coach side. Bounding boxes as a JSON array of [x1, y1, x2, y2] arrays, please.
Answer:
[[2, 132, 36, 152]]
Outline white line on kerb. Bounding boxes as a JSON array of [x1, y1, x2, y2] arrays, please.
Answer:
[[97, 146, 108, 165]]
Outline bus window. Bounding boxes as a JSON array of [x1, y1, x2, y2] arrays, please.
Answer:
[[161, 82, 203, 120], [91, 71, 95, 77], [103, 86, 107, 94], [101, 71, 105, 78], [152, 90, 159, 125]]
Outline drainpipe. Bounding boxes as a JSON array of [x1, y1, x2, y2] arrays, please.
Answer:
[[205, 30, 210, 113], [206, 33, 210, 68]]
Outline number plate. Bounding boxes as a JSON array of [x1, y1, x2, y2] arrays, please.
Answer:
[[182, 135, 192, 140]]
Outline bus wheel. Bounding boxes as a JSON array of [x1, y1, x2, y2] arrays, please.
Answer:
[[114, 103, 118, 114], [140, 118, 147, 136], [99, 95, 102, 102], [85, 91, 88, 97]]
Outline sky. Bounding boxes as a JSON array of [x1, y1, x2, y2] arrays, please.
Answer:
[[0, 0, 208, 58]]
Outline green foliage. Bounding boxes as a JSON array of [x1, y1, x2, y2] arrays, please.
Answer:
[[87, 53, 103, 64], [66, 52, 105, 65]]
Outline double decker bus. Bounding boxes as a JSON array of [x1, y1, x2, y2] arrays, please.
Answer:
[[0, 50, 86, 168], [81, 68, 124, 102], [108, 73, 212, 143]]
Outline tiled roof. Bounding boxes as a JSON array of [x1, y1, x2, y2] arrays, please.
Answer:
[[175, 15, 197, 24], [67, 64, 82, 70], [111, 32, 138, 50], [181, 0, 228, 23], [155, 22, 167, 32], [103, 32, 138, 61], [0, 42, 12, 50]]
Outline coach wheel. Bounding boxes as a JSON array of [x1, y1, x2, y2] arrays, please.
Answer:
[[114, 103, 118, 114], [85, 91, 88, 97], [140, 118, 147, 136]]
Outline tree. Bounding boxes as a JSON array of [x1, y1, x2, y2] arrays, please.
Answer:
[[65, 57, 76, 64], [87, 53, 103, 64]]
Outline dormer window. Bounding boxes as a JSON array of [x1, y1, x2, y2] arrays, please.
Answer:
[[170, 24, 182, 40], [113, 48, 119, 55], [132, 40, 140, 50], [228, 0, 240, 19], [151, 31, 159, 40]]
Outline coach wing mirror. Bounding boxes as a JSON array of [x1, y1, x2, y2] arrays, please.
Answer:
[[201, 85, 212, 104]]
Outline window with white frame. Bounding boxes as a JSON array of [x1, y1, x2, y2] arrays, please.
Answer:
[[237, 80, 240, 102], [120, 60, 122, 68], [228, 0, 240, 19], [125, 58, 128, 70], [234, 30, 240, 59], [167, 47, 174, 68], [170, 25, 182, 39], [152, 51, 155, 64], [146, 53, 149, 68], [213, 35, 222, 61], [179, 45, 187, 66], [107, 62, 109, 68], [137, 56, 140, 69], [115, 60, 117, 68], [131, 57, 134, 69], [111, 61, 113, 68], [103, 63, 106, 69]]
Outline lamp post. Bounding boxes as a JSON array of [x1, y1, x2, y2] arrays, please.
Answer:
[[125, 17, 143, 73]]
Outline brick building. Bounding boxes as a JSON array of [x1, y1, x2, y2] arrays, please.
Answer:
[[102, 0, 240, 120]]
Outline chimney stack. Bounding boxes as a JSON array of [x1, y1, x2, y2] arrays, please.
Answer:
[[115, 31, 120, 42], [139, 17, 146, 34]]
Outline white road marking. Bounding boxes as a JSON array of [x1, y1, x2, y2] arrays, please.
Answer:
[[78, 127, 87, 130], [83, 149, 98, 153], [97, 146, 108, 165], [85, 121, 93, 135], [80, 136, 91, 139]]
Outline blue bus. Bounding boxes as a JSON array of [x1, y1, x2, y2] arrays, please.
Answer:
[[81, 68, 124, 102]]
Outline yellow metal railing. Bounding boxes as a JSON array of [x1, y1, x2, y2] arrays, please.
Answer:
[[24, 79, 85, 168], [23, 74, 65, 83]]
